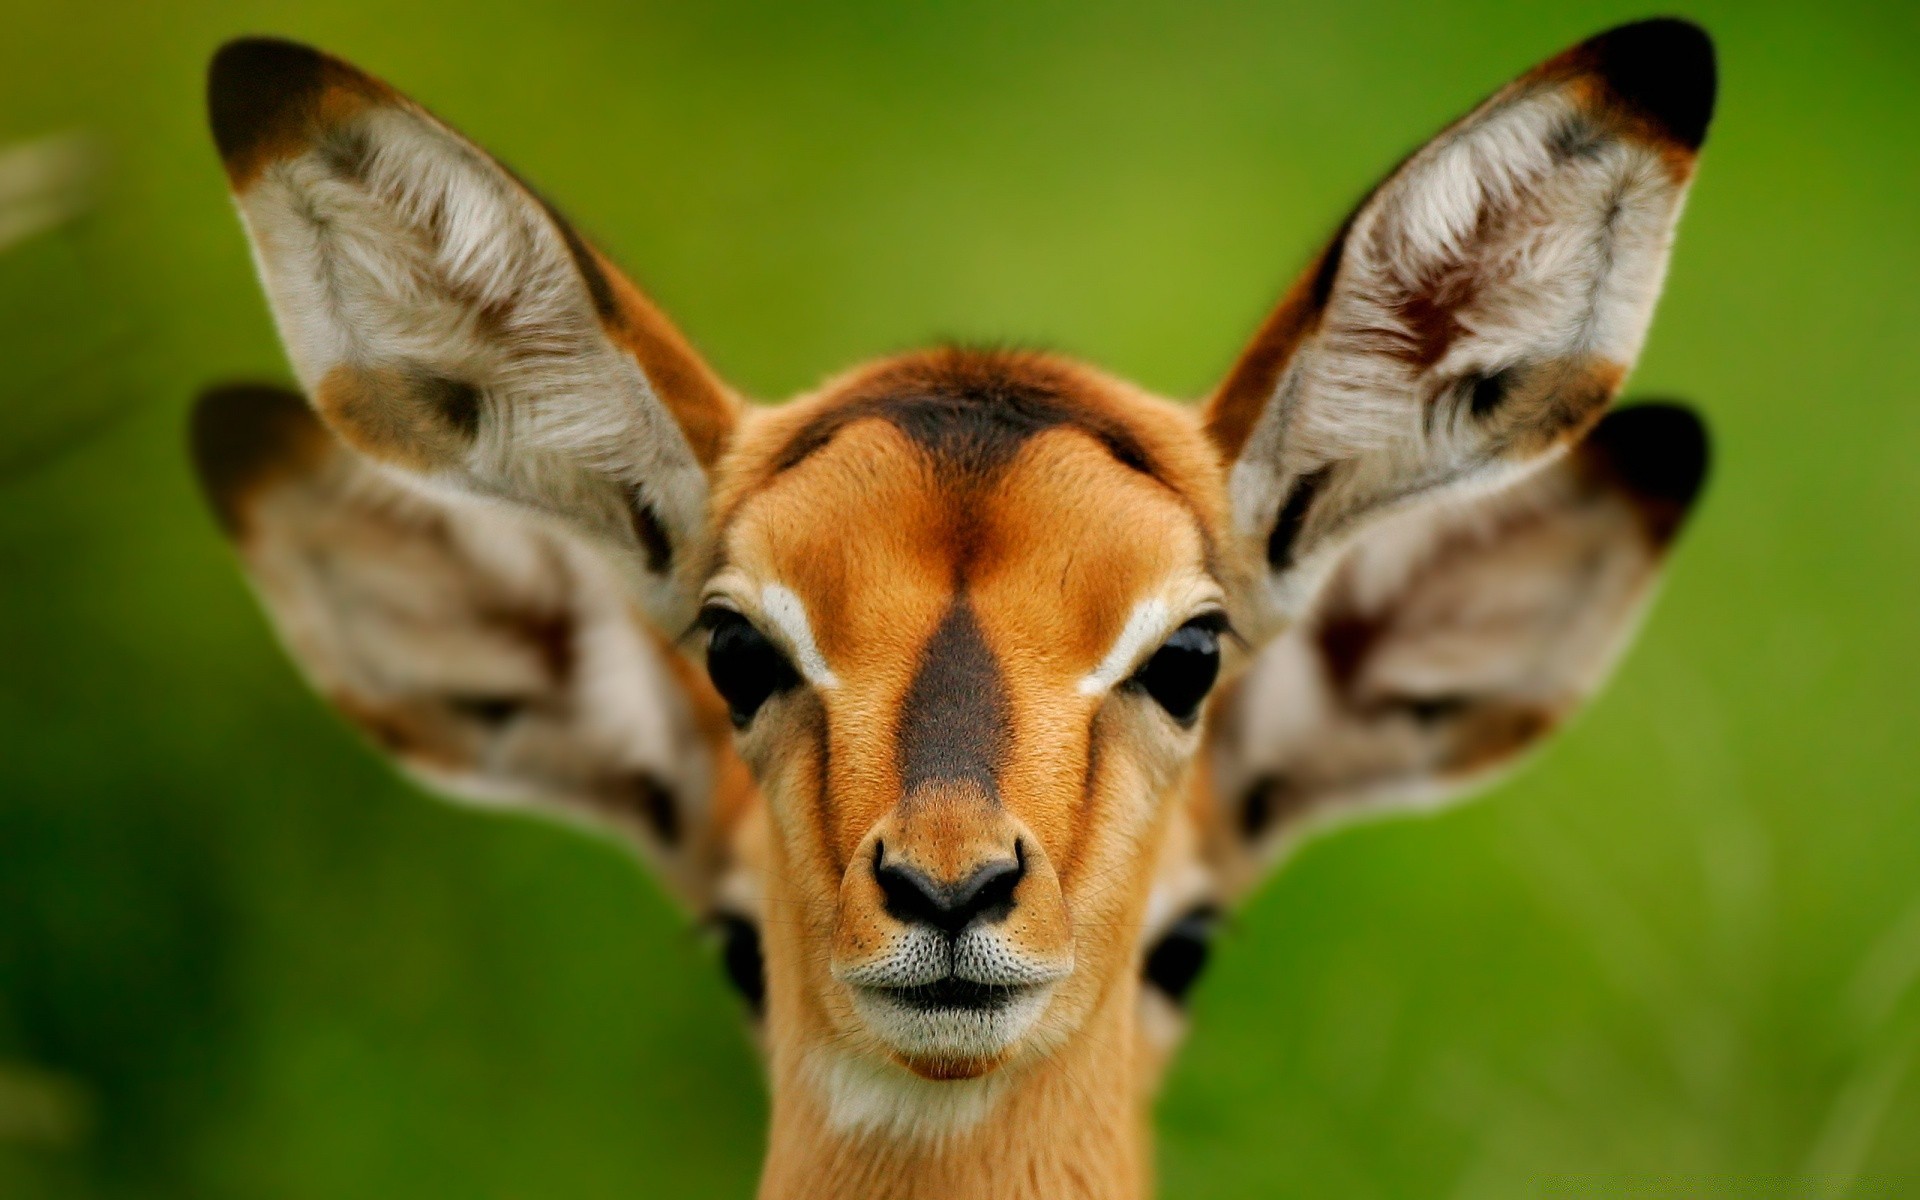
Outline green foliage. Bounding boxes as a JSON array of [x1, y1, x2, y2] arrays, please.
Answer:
[[2, 1, 1917, 1195]]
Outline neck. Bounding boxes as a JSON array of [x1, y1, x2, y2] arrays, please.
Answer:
[[756, 982, 1149, 1200]]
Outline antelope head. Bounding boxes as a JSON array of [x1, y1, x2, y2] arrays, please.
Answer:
[[192, 19, 1715, 1197]]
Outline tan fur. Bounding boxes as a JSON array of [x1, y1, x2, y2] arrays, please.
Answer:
[[198, 22, 1715, 1198]]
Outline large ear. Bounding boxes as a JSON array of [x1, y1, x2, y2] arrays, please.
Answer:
[[1206, 20, 1714, 631], [206, 39, 737, 631], [189, 384, 751, 910], [1201, 402, 1709, 899]]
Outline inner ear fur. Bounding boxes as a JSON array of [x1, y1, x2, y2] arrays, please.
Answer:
[[206, 37, 739, 632], [1205, 19, 1715, 631], [1202, 401, 1709, 898], [189, 382, 743, 908]]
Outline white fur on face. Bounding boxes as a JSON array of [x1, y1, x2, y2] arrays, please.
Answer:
[[759, 582, 839, 689], [845, 985, 1055, 1070], [1078, 599, 1172, 696], [805, 1048, 1017, 1142], [1077, 579, 1226, 698]]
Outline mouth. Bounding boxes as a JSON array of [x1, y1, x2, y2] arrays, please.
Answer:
[[849, 975, 1055, 1073], [878, 976, 1032, 1013]]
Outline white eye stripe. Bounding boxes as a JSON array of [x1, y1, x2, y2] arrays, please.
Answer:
[[1077, 599, 1173, 697], [759, 583, 839, 690]]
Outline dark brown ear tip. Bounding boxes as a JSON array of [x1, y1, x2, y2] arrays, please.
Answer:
[[1584, 18, 1717, 150], [1586, 401, 1711, 517], [188, 383, 327, 534], [207, 36, 333, 169]]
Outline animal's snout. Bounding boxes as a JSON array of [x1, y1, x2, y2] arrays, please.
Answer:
[[832, 786, 1075, 1069], [873, 839, 1025, 935], [832, 786, 1073, 995]]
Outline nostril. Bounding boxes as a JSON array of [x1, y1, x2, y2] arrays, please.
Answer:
[[874, 841, 1026, 935], [953, 852, 1023, 926]]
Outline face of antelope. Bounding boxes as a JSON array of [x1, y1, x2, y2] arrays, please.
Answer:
[[190, 16, 1717, 1141], [702, 354, 1239, 1077]]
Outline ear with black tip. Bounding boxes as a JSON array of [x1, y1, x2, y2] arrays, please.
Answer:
[[206, 38, 739, 632], [1206, 20, 1714, 632], [1203, 402, 1709, 898], [189, 383, 742, 908]]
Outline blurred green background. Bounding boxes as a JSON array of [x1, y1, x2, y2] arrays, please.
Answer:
[[2, 1, 1916, 1196]]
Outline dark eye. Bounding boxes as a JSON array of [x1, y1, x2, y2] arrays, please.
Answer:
[[714, 913, 765, 1014], [1143, 907, 1218, 1005], [1129, 616, 1224, 724], [703, 608, 800, 728]]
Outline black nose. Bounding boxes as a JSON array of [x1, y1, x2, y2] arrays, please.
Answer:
[[874, 841, 1025, 935]]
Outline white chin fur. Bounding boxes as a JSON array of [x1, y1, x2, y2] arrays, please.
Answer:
[[850, 985, 1052, 1062]]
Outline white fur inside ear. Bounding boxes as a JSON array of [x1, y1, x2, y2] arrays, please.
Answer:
[[233, 101, 709, 628], [235, 443, 722, 903], [759, 583, 839, 689], [1078, 598, 1172, 696], [1225, 79, 1691, 632]]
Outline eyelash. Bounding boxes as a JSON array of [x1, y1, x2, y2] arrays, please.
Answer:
[[1125, 612, 1230, 725], [700, 605, 802, 728]]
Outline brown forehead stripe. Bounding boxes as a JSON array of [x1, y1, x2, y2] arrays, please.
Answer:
[[772, 348, 1157, 480]]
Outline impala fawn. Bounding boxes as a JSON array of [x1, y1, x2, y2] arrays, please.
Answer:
[[192, 19, 1715, 1197]]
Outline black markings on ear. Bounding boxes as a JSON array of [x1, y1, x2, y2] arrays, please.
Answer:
[[1584, 19, 1717, 151], [445, 694, 527, 727], [625, 490, 674, 573], [486, 608, 575, 688], [532, 194, 621, 324], [317, 124, 374, 182], [416, 372, 483, 441], [1266, 466, 1332, 570], [1308, 215, 1356, 310], [1547, 113, 1606, 163], [1583, 402, 1711, 541], [206, 37, 329, 169], [188, 383, 327, 537], [1468, 367, 1516, 420], [896, 599, 1011, 798], [1588, 403, 1710, 509], [1384, 693, 1476, 725], [1315, 611, 1386, 696]]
